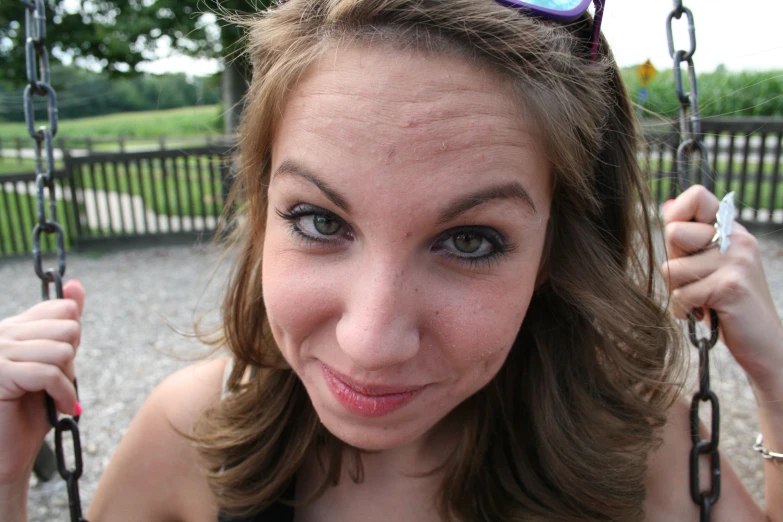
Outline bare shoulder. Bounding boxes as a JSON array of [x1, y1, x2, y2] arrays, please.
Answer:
[[644, 396, 764, 521], [87, 358, 229, 522]]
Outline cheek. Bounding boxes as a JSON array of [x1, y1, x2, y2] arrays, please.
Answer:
[[261, 227, 356, 368], [430, 275, 535, 384], [261, 236, 328, 342], [261, 235, 342, 352]]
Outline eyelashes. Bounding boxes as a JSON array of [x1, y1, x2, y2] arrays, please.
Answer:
[[276, 203, 517, 269], [276, 204, 351, 245], [433, 226, 516, 269]]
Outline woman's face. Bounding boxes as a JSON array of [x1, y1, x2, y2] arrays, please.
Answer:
[[262, 45, 552, 452]]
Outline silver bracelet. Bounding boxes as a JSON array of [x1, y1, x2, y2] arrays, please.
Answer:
[[754, 434, 783, 462]]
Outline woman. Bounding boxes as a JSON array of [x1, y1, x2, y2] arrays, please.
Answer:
[[2, 0, 781, 520]]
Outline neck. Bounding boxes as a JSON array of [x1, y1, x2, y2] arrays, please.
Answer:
[[295, 419, 461, 522]]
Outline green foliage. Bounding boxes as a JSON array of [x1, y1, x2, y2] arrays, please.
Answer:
[[622, 66, 783, 118], [0, 1, 274, 87], [0, 64, 220, 122]]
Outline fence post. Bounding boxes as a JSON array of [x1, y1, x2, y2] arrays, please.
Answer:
[[219, 155, 236, 237], [220, 157, 233, 205], [57, 137, 68, 160], [85, 137, 93, 155], [119, 136, 126, 153], [16, 137, 23, 163], [65, 154, 83, 247], [159, 136, 166, 150]]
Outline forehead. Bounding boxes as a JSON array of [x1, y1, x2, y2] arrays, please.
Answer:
[[271, 44, 551, 210], [279, 44, 530, 143]]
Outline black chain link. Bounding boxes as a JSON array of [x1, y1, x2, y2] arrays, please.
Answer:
[[21, 1, 88, 520], [667, 0, 713, 192], [667, 2, 721, 519]]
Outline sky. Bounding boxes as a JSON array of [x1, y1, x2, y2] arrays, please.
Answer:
[[140, 0, 783, 76], [602, 0, 783, 73]]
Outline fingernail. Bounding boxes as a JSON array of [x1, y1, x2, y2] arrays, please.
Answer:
[[663, 199, 675, 210], [73, 401, 83, 417]]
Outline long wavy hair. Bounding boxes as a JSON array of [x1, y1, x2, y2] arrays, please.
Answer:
[[192, 1, 684, 520]]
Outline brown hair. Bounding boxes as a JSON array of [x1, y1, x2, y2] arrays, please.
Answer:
[[193, 1, 684, 520]]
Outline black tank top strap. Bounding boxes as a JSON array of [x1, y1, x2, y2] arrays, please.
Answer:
[[216, 476, 296, 522]]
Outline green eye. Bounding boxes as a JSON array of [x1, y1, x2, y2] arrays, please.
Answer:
[[453, 232, 483, 254], [313, 215, 341, 235]]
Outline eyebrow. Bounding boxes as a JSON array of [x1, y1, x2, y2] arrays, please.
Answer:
[[273, 159, 351, 213], [436, 182, 537, 224], [273, 158, 536, 221]]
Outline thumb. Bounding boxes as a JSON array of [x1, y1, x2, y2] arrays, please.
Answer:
[[63, 279, 85, 315]]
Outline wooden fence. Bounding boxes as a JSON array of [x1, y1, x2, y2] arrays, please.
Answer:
[[1, 117, 782, 257], [643, 117, 783, 223], [0, 146, 232, 256], [0, 135, 233, 162]]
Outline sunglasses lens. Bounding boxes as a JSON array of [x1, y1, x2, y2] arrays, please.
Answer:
[[513, 0, 586, 10], [525, 0, 582, 6], [501, 0, 594, 17]]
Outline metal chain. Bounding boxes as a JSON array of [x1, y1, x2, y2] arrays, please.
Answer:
[[666, 0, 713, 191], [667, 2, 721, 520], [21, 1, 88, 520]]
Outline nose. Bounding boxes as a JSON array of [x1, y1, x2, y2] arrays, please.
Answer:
[[335, 257, 421, 371]]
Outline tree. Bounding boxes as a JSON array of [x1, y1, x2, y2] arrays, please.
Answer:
[[0, 0, 271, 132]]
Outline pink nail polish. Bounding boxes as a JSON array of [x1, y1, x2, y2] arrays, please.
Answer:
[[663, 199, 675, 210], [73, 401, 83, 417]]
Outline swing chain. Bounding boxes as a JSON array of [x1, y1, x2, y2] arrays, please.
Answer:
[[666, 0, 712, 191], [667, 2, 722, 519], [22, 1, 88, 521]]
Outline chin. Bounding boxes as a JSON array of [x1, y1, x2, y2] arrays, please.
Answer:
[[316, 410, 432, 451], [314, 398, 444, 451]]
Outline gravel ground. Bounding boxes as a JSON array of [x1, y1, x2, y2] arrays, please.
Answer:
[[1, 229, 782, 521]]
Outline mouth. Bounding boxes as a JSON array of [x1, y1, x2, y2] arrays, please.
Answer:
[[321, 363, 425, 418]]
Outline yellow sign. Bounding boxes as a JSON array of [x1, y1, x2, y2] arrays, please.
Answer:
[[637, 59, 657, 87]]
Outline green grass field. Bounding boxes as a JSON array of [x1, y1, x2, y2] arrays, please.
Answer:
[[0, 158, 65, 176], [0, 105, 222, 141], [0, 155, 227, 255], [650, 176, 783, 210], [645, 153, 783, 209], [71, 156, 226, 218], [0, 189, 73, 255]]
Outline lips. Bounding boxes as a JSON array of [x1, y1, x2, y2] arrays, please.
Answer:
[[321, 364, 425, 417]]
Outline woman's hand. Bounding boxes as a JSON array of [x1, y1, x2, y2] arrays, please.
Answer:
[[662, 185, 783, 400], [0, 279, 84, 487]]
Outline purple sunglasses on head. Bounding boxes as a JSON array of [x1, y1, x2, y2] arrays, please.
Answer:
[[494, 0, 606, 60]]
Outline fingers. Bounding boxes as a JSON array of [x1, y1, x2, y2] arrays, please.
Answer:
[[663, 223, 759, 318], [5, 320, 81, 348], [0, 280, 85, 418], [668, 272, 729, 320], [5, 295, 82, 324], [0, 359, 79, 416], [664, 252, 720, 319], [2, 340, 77, 379], [664, 221, 717, 259], [63, 279, 85, 316], [663, 185, 720, 226], [662, 251, 719, 290]]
